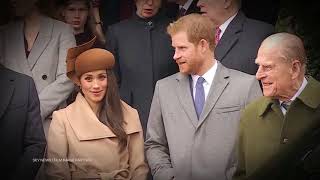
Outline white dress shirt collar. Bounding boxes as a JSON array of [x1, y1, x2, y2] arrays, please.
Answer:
[[179, 0, 194, 11], [279, 77, 308, 114], [218, 12, 237, 40], [191, 61, 218, 101]]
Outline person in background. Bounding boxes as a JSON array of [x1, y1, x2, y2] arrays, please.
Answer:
[[197, 0, 274, 75], [166, 0, 200, 19], [0, 0, 76, 136], [145, 14, 262, 180], [89, 0, 106, 45], [58, 0, 105, 105], [106, 0, 178, 136], [234, 33, 320, 180], [0, 64, 46, 180], [58, 0, 104, 47], [45, 38, 148, 180]]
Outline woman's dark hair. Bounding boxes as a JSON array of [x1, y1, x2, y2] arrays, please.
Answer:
[[101, 69, 127, 152]]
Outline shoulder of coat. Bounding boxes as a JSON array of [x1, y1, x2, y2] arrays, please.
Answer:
[[120, 100, 143, 133]]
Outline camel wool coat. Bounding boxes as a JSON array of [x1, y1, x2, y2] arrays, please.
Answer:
[[45, 93, 148, 180]]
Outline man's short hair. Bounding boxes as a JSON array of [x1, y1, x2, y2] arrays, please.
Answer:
[[282, 35, 307, 65], [263, 33, 307, 65], [167, 13, 216, 50]]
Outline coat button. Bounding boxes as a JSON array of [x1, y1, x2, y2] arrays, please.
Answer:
[[42, 74, 47, 80], [282, 138, 289, 144]]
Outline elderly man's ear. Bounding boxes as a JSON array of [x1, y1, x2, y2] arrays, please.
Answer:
[[224, 0, 233, 8], [291, 59, 303, 80]]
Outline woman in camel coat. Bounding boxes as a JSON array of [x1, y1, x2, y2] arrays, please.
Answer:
[[45, 38, 148, 180]]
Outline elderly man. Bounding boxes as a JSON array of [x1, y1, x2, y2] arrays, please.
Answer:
[[145, 14, 262, 180], [106, 0, 178, 136], [234, 33, 320, 180], [197, 0, 274, 75]]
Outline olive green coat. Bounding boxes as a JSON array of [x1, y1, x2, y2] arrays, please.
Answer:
[[234, 76, 320, 180]]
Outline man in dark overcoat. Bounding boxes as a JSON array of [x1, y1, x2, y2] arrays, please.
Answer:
[[0, 64, 46, 180], [197, 0, 274, 75], [106, 0, 178, 135]]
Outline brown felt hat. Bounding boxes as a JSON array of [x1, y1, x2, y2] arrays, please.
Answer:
[[66, 37, 115, 85]]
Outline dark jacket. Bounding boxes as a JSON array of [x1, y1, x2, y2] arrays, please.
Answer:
[[0, 65, 46, 180], [215, 11, 274, 75], [165, 0, 200, 19], [106, 12, 178, 135]]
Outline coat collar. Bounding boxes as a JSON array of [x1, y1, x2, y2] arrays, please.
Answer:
[[298, 76, 320, 108], [66, 93, 142, 141], [258, 76, 320, 117], [7, 16, 53, 72], [131, 10, 167, 26], [26, 15, 53, 69], [175, 72, 198, 127], [257, 97, 275, 117], [197, 63, 230, 127]]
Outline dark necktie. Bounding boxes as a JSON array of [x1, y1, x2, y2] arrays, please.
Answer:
[[281, 101, 291, 114], [215, 27, 222, 46], [195, 77, 205, 119]]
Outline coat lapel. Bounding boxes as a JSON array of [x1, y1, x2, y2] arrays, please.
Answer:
[[0, 68, 15, 119], [5, 21, 32, 75], [27, 16, 52, 70], [299, 76, 320, 109], [175, 73, 198, 127], [66, 94, 142, 141], [121, 100, 143, 134], [197, 63, 230, 128], [215, 11, 245, 61], [67, 94, 117, 141]]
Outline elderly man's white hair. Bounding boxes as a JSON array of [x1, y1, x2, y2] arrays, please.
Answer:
[[260, 32, 307, 65]]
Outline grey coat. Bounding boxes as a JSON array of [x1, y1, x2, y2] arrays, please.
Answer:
[[145, 63, 262, 180], [0, 15, 76, 134], [215, 11, 274, 75]]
